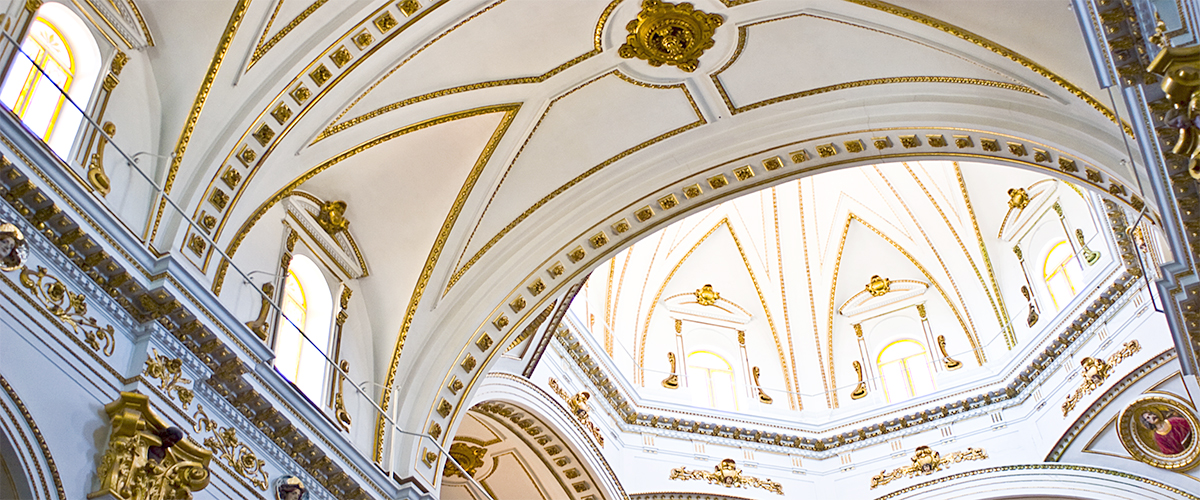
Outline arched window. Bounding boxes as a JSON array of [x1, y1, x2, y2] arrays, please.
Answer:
[[274, 254, 333, 402], [687, 351, 737, 411], [0, 3, 100, 158], [1043, 240, 1083, 311], [877, 340, 934, 403]]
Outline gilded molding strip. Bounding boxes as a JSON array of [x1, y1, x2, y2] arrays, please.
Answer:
[[843, 0, 1134, 136], [824, 216, 852, 408], [320, 0, 622, 141], [247, 0, 330, 69], [954, 163, 1013, 350], [798, 182, 832, 407], [150, 0, 251, 242], [0, 375, 66, 500], [772, 188, 801, 410], [79, 0, 134, 48], [127, 0, 154, 46], [446, 70, 706, 293]]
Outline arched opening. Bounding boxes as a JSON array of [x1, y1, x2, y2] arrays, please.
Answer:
[[0, 3, 100, 159], [876, 339, 935, 403], [686, 350, 737, 411], [1042, 240, 1084, 311], [274, 254, 333, 402]]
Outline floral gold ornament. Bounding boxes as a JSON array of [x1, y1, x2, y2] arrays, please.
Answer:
[[92, 393, 212, 500], [870, 445, 987, 489], [443, 442, 487, 478], [1117, 394, 1200, 470], [669, 458, 783, 494], [143, 348, 195, 409], [1006, 187, 1031, 210], [549, 378, 605, 446], [662, 352, 679, 389], [315, 200, 349, 235], [618, 0, 723, 72], [694, 283, 719, 305], [20, 266, 115, 356], [192, 405, 268, 490], [1062, 340, 1141, 416], [866, 274, 891, 296]]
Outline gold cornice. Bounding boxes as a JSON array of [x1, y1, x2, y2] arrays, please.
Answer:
[[843, 0, 1133, 136], [247, 0, 330, 70], [150, 0, 251, 241], [320, 0, 623, 141], [0, 375, 65, 500], [446, 70, 705, 294]]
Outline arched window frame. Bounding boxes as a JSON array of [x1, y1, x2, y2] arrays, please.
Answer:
[[0, 2, 101, 159], [1041, 240, 1083, 311], [876, 339, 935, 403], [272, 253, 334, 404], [686, 350, 738, 411]]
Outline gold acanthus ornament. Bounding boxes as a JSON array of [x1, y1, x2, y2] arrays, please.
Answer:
[[1062, 340, 1141, 416], [143, 349, 195, 409], [315, 200, 350, 235], [870, 445, 987, 489], [1147, 40, 1200, 178], [443, 442, 487, 478], [91, 392, 212, 500], [548, 378, 605, 446], [669, 458, 783, 494], [618, 0, 723, 72], [866, 275, 891, 297], [694, 283, 720, 305]]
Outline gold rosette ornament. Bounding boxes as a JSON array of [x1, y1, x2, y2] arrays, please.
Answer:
[[619, 0, 723, 72]]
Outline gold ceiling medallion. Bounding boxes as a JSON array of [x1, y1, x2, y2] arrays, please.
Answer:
[[694, 283, 720, 305], [866, 275, 891, 297], [443, 442, 486, 478], [669, 458, 783, 494], [870, 445, 987, 489], [1061, 340, 1141, 416], [618, 0, 724, 72]]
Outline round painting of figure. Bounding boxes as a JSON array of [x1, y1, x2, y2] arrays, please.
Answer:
[[1117, 394, 1200, 470]]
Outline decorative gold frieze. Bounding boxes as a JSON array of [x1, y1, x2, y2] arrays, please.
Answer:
[[618, 0, 724, 72], [899, 135, 920, 148], [980, 138, 1000, 152], [316, 200, 350, 235], [683, 184, 703, 199], [707, 174, 729, 189], [444, 442, 486, 477], [19, 266, 115, 356], [694, 284, 719, 305], [1033, 148, 1050, 162], [612, 218, 631, 234], [549, 378, 604, 446], [1007, 142, 1027, 156], [309, 64, 332, 87], [252, 123, 274, 146], [1058, 157, 1077, 172], [658, 194, 679, 210], [422, 449, 437, 468], [237, 145, 256, 166], [92, 393, 212, 500], [870, 445, 987, 489], [398, 0, 420, 16], [1085, 168, 1102, 183], [144, 348, 194, 409], [200, 213, 216, 231], [209, 189, 229, 211], [476, 332, 493, 352], [448, 377, 463, 395], [635, 206, 655, 222], [872, 137, 892, 150], [844, 139, 865, 153], [1062, 340, 1141, 416], [589, 232, 609, 249], [926, 134, 947, 147], [953, 135, 973, 148], [494, 314, 509, 330], [461, 354, 477, 373], [221, 167, 241, 189], [192, 405, 268, 490], [270, 102, 292, 124], [548, 262, 565, 279], [437, 399, 453, 418], [762, 156, 784, 171], [428, 422, 442, 439], [670, 458, 782, 494]]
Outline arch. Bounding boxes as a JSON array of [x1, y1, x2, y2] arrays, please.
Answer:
[[274, 254, 334, 402], [0, 375, 64, 500], [872, 464, 1196, 500], [1042, 240, 1083, 311], [876, 339, 934, 403], [0, 2, 100, 158], [686, 350, 737, 411]]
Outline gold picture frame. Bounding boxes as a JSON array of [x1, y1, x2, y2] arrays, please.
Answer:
[[1117, 393, 1199, 470]]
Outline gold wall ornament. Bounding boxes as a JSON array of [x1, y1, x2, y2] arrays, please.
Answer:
[[244, 282, 275, 341], [92, 392, 212, 500], [669, 458, 783, 494], [752, 366, 772, 404], [866, 274, 891, 296], [86, 122, 115, 196], [1006, 187, 1031, 210], [315, 200, 349, 235], [191, 405, 268, 490], [548, 378, 605, 446], [1147, 45, 1200, 177], [937, 335, 962, 370], [143, 349, 195, 409], [850, 360, 868, 399], [19, 266, 115, 356], [1076, 229, 1101, 265], [662, 352, 680, 389], [443, 442, 486, 478], [694, 283, 720, 305], [618, 0, 723, 72], [1117, 394, 1200, 470], [870, 445, 987, 489], [1061, 340, 1141, 416], [333, 360, 352, 431]]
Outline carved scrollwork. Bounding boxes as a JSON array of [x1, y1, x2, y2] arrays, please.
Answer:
[[92, 392, 211, 500], [192, 405, 269, 490], [669, 458, 783, 494], [870, 445, 987, 489], [19, 265, 115, 356], [1062, 340, 1141, 416], [548, 378, 605, 446], [143, 348, 194, 410]]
